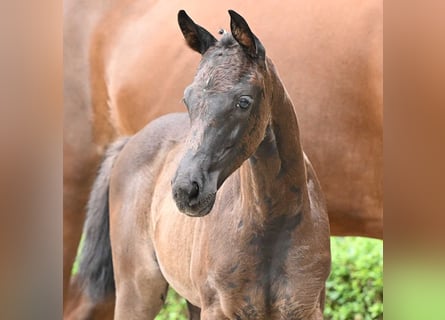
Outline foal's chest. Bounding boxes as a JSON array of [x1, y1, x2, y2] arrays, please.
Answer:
[[207, 259, 304, 319], [203, 225, 308, 319]]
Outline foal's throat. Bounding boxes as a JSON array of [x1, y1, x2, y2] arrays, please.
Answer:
[[241, 61, 307, 216]]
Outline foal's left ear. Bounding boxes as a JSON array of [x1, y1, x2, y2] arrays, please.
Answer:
[[178, 10, 217, 54], [228, 10, 265, 61]]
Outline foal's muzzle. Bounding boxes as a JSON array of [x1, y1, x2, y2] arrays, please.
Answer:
[[171, 176, 216, 217]]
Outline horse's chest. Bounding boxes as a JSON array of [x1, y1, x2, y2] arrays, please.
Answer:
[[207, 235, 303, 318], [209, 270, 302, 319], [198, 195, 310, 317]]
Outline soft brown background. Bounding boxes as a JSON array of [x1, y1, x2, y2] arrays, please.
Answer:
[[0, 0, 61, 318]]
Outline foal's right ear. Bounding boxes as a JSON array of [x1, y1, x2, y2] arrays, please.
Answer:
[[178, 10, 217, 55]]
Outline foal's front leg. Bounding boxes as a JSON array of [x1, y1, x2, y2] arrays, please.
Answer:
[[113, 245, 169, 320], [110, 203, 168, 320]]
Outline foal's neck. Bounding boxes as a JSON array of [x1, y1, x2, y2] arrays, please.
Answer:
[[240, 59, 307, 216]]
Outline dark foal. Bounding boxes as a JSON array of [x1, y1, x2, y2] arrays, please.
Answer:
[[79, 10, 330, 319]]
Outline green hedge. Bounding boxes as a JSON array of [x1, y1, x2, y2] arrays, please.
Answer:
[[155, 289, 188, 320], [325, 237, 383, 320]]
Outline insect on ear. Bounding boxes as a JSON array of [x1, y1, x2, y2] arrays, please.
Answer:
[[178, 10, 217, 55]]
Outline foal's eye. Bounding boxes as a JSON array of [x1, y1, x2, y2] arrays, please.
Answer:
[[236, 96, 253, 110]]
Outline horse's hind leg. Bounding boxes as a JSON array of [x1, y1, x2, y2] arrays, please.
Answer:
[[63, 142, 101, 307], [64, 277, 115, 320]]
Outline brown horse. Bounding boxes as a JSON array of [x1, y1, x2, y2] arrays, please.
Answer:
[[64, 0, 381, 317], [79, 10, 331, 319]]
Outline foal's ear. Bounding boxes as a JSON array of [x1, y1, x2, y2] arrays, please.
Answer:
[[228, 10, 265, 60], [178, 10, 217, 54]]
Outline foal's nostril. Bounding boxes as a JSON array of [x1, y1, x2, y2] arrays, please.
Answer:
[[189, 181, 199, 200]]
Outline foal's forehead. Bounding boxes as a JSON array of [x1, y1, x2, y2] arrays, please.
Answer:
[[192, 35, 262, 92]]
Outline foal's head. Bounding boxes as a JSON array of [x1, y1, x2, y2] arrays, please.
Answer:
[[172, 10, 272, 216]]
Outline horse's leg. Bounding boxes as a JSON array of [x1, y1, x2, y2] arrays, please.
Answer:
[[111, 208, 168, 319], [319, 285, 326, 312], [64, 275, 115, 320], [187, 301, 201, 320], [113, 263, 168, 320], [63, 191, 86, 304], [63, 142, 100, 306], [309, 308, 324, 320]]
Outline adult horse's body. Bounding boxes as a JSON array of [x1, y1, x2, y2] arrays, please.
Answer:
[[89, 2, 383, 241], [64, 0, 382, 318], [80, 11, 331, 319]]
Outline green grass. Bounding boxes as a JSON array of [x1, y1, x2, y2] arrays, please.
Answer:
[[155, 289, 188, 320]]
